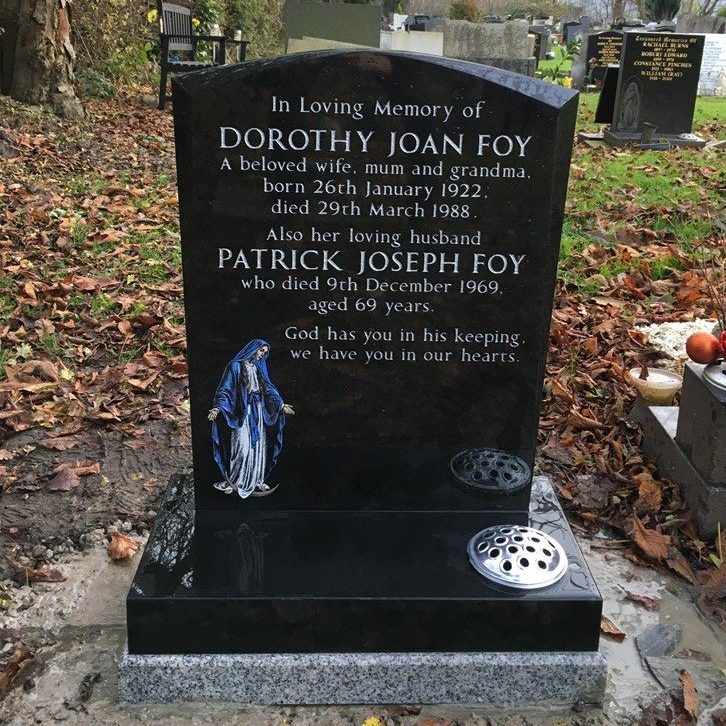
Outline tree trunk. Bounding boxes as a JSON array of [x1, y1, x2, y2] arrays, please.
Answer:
[[611, 0, 626, 21], [7, 0, 83, 120]]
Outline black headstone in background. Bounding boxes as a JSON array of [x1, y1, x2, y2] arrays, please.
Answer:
[[611, 32, 704, 134], [595, 65, 619, 123], [171, 52, 577, 516], [584, 30, 623, 85], [531, 30, 542, 64], [529, 27, 551, 63], [563, 22, 582, 43]]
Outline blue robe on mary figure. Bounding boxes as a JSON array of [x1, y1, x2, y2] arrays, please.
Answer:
[[210, 339, 286, 498]]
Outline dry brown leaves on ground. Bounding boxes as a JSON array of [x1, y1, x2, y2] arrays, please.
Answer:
[[107, 532, 140, 560], [0, 646, 33, 691]]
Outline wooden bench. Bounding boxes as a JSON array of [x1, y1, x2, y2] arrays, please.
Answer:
[[157, 1, 249, 109]]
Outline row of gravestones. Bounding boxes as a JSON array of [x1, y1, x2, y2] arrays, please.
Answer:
[[575, 28, 725, 98], [571, 31, 714, 146]]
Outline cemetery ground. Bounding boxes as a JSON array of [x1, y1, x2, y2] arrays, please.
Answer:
[[0, 90, 725, 724]]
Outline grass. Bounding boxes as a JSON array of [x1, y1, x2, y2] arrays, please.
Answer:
[[0, 295, 16, 321], [0, 348, 9, 381], [89, 293, 117, 317], [558, 95, 726, 295], [649, 256, 685, 280], [538, 55, 573, 76], [39, 333, 60, 355]]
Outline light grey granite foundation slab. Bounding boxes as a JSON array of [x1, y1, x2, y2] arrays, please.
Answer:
[[118, 648, 606, 705]]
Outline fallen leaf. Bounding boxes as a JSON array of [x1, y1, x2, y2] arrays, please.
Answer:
[[0, 646, 33, 691], [679, 669, 699, 718], [5, 556, 65, 583], [107, 532, 140, 561], [702, 565, 726, 601], [42, 434, 81, 451], [635, 472, 662, 511], [675, 649, 710, 661], [0, 449, 13, 460], [22, 281, 37, 301], [600, 615, 626, 641], [666, 550, 697, 586], [632, 517, 671, 562], [70, 275, 99, 291], [130, 313, 163, 328], [46, 468, 80, 492], [57, 460, 100, 477], [622, 589, 661, 611], [17, 359, 59, 382]]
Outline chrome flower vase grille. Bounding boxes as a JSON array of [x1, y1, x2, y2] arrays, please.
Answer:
[[467, 525, 568, 589], [450, 448, 530, 495], [704, 362, 726, 392]]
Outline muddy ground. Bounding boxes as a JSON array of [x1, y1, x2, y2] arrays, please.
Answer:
[[0, 419, 191, 574]]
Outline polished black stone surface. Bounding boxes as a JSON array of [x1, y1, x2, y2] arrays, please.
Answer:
[[611, 33, 704, 135], [171, 52, 578, 513], [127, 475, 602, 654], [584, 31, 623, 86], [131, 54, 599, 660], [595, 65, 619, 124]]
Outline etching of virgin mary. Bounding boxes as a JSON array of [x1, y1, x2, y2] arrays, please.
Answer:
[[207, 339, 294, 498]]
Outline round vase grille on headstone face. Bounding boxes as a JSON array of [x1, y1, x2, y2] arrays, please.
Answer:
[[467, 525, 568, 589], [703, 363, 726, 392], [450, 448, 530, 495]]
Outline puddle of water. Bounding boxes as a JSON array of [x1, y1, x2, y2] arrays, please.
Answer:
[[582, 538, 726, 717]]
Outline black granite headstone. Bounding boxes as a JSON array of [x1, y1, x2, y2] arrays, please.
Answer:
[[174, 52, 577, 517], [126, 51, 602, 656], [584, 30, 623, 85], [532, 30, 542, 64], [610, 32, 704, 135], [563, 22, 582, 43], [595, 64, 619, 123]]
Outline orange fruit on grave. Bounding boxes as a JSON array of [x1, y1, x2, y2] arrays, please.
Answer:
[[686, 332, 722, 364]]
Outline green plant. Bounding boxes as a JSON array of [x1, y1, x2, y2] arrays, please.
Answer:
[[649, 256, 684, 280], [39, 333, 60, 355], [0, 295, 16, 321], [222, 0, 283, 58], [0, 347, 9, 382], [129, 301, 148, 317], [76, 68, 116, 99], [89, 293, 117, 317], [71, 223, 88, 246], [539, 38, 580, 86], [73, 0, 157, 87], [104, 39, 157, 86], [449, 0, 481, 21]]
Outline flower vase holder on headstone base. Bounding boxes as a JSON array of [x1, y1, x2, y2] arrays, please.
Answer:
[[119, 51, 605, 705], [632, 361, 726, 538]]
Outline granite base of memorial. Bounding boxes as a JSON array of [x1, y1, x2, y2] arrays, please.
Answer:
[[603, 130, 706, 149], [119, 475, 605, 705], [632, 362, 726, 539]]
